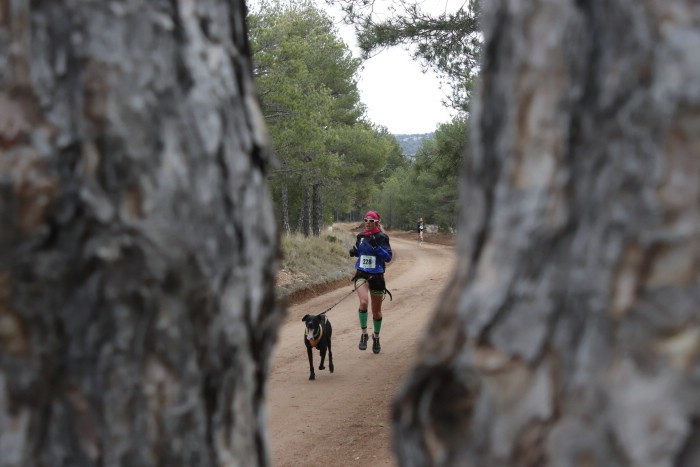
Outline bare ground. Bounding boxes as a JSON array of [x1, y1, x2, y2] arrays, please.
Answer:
[[267, 230, 456, 466]]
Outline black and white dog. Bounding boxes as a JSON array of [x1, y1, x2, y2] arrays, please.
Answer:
[[302, 314, 334, 380]]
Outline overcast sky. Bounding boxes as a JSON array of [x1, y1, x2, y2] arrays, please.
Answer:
[[249, 0, 458, 135], [356, 45, 454, 135], [322, 1, 459, 135]]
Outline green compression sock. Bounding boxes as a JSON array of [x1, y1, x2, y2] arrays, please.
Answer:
[[373, 317, 382, 335], [359, 309, 368, 330]]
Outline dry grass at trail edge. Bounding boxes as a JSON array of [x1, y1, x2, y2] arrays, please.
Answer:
[[276, 224, 455, 306], [276, 227, 357, 303]]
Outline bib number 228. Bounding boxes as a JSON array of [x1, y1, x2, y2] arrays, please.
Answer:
[[360, 255, 376, 268]]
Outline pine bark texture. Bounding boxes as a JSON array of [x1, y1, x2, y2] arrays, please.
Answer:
[[393, 1, 700, 466], [0, 1, 281, 466]]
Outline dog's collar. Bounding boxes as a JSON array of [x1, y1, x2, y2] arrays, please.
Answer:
[[307, 325, 323, 348]]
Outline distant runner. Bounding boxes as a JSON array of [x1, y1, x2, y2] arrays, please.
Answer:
[[417, 217, 425, 244]]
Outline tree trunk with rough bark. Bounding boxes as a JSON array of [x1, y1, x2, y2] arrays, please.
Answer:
[[0, 1, 281, 466], [393, 1, 700, 466]]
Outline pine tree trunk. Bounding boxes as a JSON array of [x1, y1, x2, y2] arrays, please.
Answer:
[[299, 184, 311, 237], [312, 182, 322, 237], [0, 1, 281, 466], [393, 1, 700, 466], [281, 180, 290, 235]]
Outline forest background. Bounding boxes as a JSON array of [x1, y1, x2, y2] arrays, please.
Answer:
[[248, 0, 471, 234]]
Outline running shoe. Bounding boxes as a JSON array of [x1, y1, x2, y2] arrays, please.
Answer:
[[359, 333, 368, 351], [372, 336, 381, 354]]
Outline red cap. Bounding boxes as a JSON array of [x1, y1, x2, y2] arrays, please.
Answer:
[[364, 211, 380, 220]]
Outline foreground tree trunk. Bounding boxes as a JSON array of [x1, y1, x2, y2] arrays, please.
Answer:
[[0, 1, 281, 466], [394, 1, 700, 466]]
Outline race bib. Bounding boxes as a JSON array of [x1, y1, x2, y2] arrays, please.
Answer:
[[360, 255, 376, 269]]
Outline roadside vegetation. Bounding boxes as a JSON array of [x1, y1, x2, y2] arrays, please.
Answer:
[[276, 227, 357, 300], [276, 223, 456, 301]]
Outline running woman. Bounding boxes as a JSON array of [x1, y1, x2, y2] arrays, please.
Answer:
[[348, 211, 392, 354]]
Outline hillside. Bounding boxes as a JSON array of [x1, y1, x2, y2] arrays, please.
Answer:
[[393, 132, 434, 157]]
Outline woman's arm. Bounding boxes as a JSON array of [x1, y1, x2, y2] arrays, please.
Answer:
[[374, 234, 392, 262]]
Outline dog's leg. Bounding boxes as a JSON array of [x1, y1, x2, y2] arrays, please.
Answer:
[[306, 345, 315, 380], [328, 339, 334, 373], [319, 346, 326, 371]]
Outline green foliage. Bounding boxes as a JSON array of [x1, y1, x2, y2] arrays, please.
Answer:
[[372, 117, 467, 231], [249, 0, 403, 232], [250, 0, 363, 156], [321, 123, 405, 215], [414, 116, 466, 180], [249, 1, 469, 234], [371, 165, 416, 229], [330, 0, 482, 113]]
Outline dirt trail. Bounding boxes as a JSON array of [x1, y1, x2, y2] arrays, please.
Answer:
[[266, 235, 456, 467]]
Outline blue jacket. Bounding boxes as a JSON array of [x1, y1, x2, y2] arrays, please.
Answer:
[[350, 231, 392, 274]]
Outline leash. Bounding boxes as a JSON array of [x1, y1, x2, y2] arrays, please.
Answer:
[[320, 287, 356, 315]]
